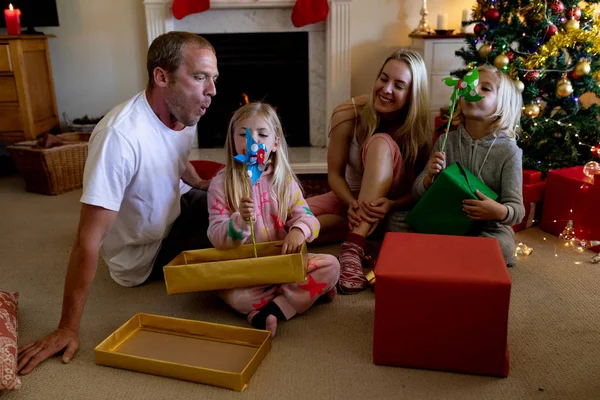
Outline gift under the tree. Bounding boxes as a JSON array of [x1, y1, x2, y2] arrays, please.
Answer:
[[373, 232, 511, 377], [406, 162, 498, 236], [541, 166, 600, 251], [95, 313, 271, 391], [163, 241, 307, 294], [512, 170, 546, 233]]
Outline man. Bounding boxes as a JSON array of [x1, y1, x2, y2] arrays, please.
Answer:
[[17, 31, 219, 374]]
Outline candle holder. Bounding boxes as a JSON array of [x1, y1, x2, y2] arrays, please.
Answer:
[[411, 0, 435, 36]]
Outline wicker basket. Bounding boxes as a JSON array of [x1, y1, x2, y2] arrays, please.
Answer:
[[63, 112, 99, 133], [7, 132, 91, 195]]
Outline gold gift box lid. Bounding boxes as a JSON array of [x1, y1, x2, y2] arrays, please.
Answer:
[[163, 241, 308, 294], [94, 313, 272, 391]]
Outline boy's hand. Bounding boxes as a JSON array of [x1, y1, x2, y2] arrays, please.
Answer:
[[281, 228, 305, 254], [239, 196, 255, 221], [424, 152, 446, 189], [463, 190, 508, 221]]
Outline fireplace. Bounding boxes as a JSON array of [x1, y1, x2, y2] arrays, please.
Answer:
[[196, 32, 309, 148], [143, 0, 352, 148]]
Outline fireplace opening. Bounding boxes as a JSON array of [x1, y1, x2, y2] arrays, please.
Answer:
[[196, 32, 309, 148]]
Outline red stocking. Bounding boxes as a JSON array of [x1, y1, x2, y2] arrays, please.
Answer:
[[291, 0, 329, 28], [172, 0, 210, 20]]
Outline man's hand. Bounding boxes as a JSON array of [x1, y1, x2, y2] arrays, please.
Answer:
[[239, 196, 255, 221], [17, 327, 79, 375], [463, 190, 508, 221], [281, 228, 305, 254]]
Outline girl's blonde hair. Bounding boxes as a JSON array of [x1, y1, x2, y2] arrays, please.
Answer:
[[224, 102, 298, 223], [355, 49, 432, 170], [455, 64, 523, 138]]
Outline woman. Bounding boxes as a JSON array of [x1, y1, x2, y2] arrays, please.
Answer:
[[307, 49, 431, 294]]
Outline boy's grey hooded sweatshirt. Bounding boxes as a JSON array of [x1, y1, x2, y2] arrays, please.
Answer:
[[414, 124, 525, 231]]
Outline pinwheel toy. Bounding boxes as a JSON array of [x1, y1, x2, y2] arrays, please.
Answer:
[[234, 127, 269, 256]]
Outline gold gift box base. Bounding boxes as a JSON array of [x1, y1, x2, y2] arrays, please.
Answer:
[[94, 313, 271, 391]]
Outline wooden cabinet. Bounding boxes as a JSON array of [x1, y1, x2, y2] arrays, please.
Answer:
[[0, 35, 59, 144], [410, 34, 468, 126]]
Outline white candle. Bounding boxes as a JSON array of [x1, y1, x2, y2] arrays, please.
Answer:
[[462, 9, 474, 33], [437, 13, 448, 30], [462, 9, 471, 23]]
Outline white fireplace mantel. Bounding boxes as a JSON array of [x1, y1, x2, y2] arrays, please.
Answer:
[[142, 0, 352, 147]]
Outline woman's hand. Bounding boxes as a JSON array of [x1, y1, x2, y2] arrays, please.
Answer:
[[360, 197, 392, 220], [424, 152, 446, 189], [281, 227, 305, 254], [463, 190, 508, 221], [239, 196, 255, 221], [347, 199, 361, 231]]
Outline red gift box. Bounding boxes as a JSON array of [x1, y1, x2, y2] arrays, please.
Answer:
[[513, 178, 546, 233], [373, 233, 511, 377], [522, 169, 542, 184], [541, 166, 600, 251]]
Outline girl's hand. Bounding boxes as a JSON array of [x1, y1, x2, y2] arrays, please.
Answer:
[[281, 227, 305, 254], [347, 199, 361, 231], [239, 196, 255, 221], [463, 190, 509, 221], [424, 152, 446, 189]]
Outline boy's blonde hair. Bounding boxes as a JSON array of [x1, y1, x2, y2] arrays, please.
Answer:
[[356, 48, 432, 170], [455, 65, 523, 138], [224, 102, 298, 223]]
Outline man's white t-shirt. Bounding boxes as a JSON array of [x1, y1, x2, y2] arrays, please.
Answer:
[[81, 91, 195, 287]]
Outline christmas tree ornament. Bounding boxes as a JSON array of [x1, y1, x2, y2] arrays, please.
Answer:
[[583, 161, 600, 178], [514, 79, 525, 92], [493, 53, 510, 69], [478, 43, 492, 58], [543, 24, 558, 39], [591, 145, 600, 158], [559, 220, 576, 243], [564, 18, 580, 31], [565, 7, 582, 20], [574, 60, 591, 77], [556, 77, 573, 97], [524, 103, 540, 118], [515, 242, 533, 256], [474, 23, 487, 37], [525, 70, 540, 82], [506, 52, 515, 61], [484, 7, 500, 24], [550, 0, 564, 14]]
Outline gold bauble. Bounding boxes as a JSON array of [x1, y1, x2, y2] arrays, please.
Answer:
[[556, 78, 573, 97], [494, 53, 510, 69], [514, 79, 525, 92], [565, 18, 580, 31], [524, 103, 540, 118], [478, 44, 492, 58], [574, 60, 591, 77]]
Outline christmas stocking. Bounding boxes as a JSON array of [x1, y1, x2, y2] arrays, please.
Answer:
[[291, 0, 329, 28], [172, 0, 210, 20]]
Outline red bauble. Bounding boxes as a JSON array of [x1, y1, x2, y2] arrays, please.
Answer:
[[484, 7, 500, 24], [506, 52, 515, 61], [525, 71, 540, 82], [566, 7, 582, 20], [591, 145, 600, 158], [550, 1, 564, 15], [474, 23, 488, 37], [543, 24, 558, 38]]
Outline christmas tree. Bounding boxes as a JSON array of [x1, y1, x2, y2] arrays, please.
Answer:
[[455, 0, 600, 173]]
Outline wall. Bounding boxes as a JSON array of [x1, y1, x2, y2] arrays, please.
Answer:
[[43, 0, 148, 124], [350, 0, 474, 96], [31, 0, 473, 126]]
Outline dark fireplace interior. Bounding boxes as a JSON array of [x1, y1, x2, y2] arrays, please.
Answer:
[[196, 32, 309, 148]]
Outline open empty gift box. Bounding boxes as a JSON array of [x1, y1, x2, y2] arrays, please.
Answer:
[[95, 313, 272, 391], [163, 241, 308, 294], [405, 162, 498, 236], [373, 232, 512, 377]]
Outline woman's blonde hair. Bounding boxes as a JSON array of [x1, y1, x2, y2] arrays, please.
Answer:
[[455, 64, 523, 138], [224, 102, 298, 223], [355, 49, 432, 170]]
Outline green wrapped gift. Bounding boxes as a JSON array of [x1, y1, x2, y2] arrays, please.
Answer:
[[405, 162, 498, 236]]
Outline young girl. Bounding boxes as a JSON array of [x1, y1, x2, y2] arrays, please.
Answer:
[[207, 102, 340, 337], [412, 65, 525, 266]]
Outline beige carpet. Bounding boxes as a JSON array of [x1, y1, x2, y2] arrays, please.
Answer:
[[1, 175, 599, 400]]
